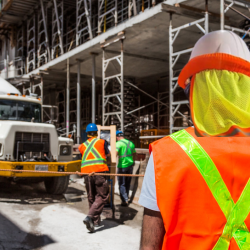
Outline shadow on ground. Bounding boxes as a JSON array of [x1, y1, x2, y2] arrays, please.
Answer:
[[91, 204, 139, 233], [0, 212, 55, 249], [0, 178, 84, 205]]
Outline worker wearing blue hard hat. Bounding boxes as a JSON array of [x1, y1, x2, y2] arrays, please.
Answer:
[[116, 130, 136, 206], [116, 130, 124, 136], [86, 123, 98, 133], [78, 123, 110, 233]]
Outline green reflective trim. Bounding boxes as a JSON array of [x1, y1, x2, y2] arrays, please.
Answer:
[[119, 154, 133, 158], [82, 139, 97, 162], [119, 140, 133, 158], [81, 159, 107, 167], [81, 138, 107, 168], [170, 129, 250, 250]]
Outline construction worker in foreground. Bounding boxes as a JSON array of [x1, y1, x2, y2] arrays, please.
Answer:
[[78, 123, 110, 233], [116, 130, 136, 206], [139, 30, 250, 249]]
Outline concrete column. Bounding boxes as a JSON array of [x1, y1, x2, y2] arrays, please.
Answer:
[[66, 58, 70, 136], [77, 60, 81, 144], [91, 53, 97, 124]]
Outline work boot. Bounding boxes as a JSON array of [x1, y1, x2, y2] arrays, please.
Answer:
[[121, 201, 129, 207], [83, 216, 95, 233]]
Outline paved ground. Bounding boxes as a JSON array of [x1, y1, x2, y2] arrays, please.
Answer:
[[0, 177, 143, 250]]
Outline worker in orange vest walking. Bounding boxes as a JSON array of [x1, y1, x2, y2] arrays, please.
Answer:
[[139, 30, 250, 249], [78, 123, 110, 233]]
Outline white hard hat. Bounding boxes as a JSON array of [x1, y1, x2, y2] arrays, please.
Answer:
[[190, 30, 250, 62], [178, 30, 250, 88]]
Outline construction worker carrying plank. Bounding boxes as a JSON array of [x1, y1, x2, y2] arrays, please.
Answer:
[[116, 130, 136, 206], [78, 123, 110, 233], [139, 30, 250, 250]]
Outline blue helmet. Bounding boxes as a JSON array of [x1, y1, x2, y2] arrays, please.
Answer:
[[116, 130, 123, 136], [86, 123, 98, 133]]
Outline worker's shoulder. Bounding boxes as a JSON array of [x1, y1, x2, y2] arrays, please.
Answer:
[[98, 138, 106, 143], [127, 138, 135, 145], [151, 128, 194, 149], [150, 134, 172, 148]]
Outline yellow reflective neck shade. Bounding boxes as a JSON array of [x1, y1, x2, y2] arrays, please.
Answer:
[[192, 70, 250, 136]]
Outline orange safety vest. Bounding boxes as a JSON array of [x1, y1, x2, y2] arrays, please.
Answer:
[[149, 127, 250, 250], [80, 137, 109, 173]]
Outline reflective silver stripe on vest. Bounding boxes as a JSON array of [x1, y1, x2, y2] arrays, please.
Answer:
[[82, 138, 97, 162], [119, 140, 133, 158], [81, 159, 107, 166], [119, 154, 133, 158]]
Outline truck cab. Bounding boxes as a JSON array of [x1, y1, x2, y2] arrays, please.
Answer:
[[0, 94, 73, 162], [0, 77, 78, 194]]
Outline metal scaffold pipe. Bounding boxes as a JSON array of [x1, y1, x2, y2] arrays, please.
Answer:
[[91, 53, 96, 123], [205, 0, 209, 34], [77, 60, 81, 144], [169, 13, 173, 133], [221, 0, 224, 30], [66, 58, 70, 136]]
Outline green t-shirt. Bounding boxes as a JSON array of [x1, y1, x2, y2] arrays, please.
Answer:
[[116, 139, 136, 168]]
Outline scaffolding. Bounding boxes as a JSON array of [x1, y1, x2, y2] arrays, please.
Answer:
[[222, 0, 250, 36], [76, 0, 93, 46], [168, 1, 209, 134], [102, 35, 124, 131], [27, 15, 36, 73], [5, 0, 163, 78], [16, 24, 25, 76], [98, 0, 118, 34], [37, 1, 50, 67], [51, 0, 64, 59], [158, 91, 168, 129], [2, 0, 250, 144]]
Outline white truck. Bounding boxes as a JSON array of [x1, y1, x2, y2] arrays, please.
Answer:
[[0, 77, 80, 194]]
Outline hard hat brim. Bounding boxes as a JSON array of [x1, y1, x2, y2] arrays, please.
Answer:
[[178, 53, 250, 89]]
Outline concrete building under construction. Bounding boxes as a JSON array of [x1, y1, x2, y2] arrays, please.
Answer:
[[0, 0, 249, 147]]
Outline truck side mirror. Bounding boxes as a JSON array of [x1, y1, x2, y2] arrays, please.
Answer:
[[42, 105, 58, 124]]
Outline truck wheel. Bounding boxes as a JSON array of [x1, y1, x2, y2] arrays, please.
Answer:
[[44, 176, 69, 195]]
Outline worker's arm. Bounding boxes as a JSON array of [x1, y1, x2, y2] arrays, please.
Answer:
[[104, 141, 111, 157], [140, 208, 165, 250], [132, 144, 136, 162], [78, 144, 84, 156], [133, 153, 136, 162], [116, 142, 120, 158]]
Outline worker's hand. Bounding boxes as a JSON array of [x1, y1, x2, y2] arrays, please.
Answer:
[[89, 172, 95, 176], [76, 171, 82, 177]]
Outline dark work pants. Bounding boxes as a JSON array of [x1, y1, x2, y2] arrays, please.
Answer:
[[84, 175, 109, 225], [117, 165, 133, 202]]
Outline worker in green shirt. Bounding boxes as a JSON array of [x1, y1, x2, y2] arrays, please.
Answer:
[[116, 130, 136, 206]]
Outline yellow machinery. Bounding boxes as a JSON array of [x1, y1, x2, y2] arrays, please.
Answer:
[[0, 160, 80, 178]]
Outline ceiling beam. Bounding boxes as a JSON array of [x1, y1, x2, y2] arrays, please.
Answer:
[[105, 50, 168, 63], [161, 3, 235, 27]]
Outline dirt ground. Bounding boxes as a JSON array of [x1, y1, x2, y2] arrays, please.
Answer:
[[0, 177, 143, 250]]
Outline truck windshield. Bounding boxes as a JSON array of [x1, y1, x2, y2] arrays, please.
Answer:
[[0, 99, 41, 122]]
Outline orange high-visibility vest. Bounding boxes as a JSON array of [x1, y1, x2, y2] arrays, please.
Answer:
[[149, 127, 250, 250], [80, 137, 109, 173]]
